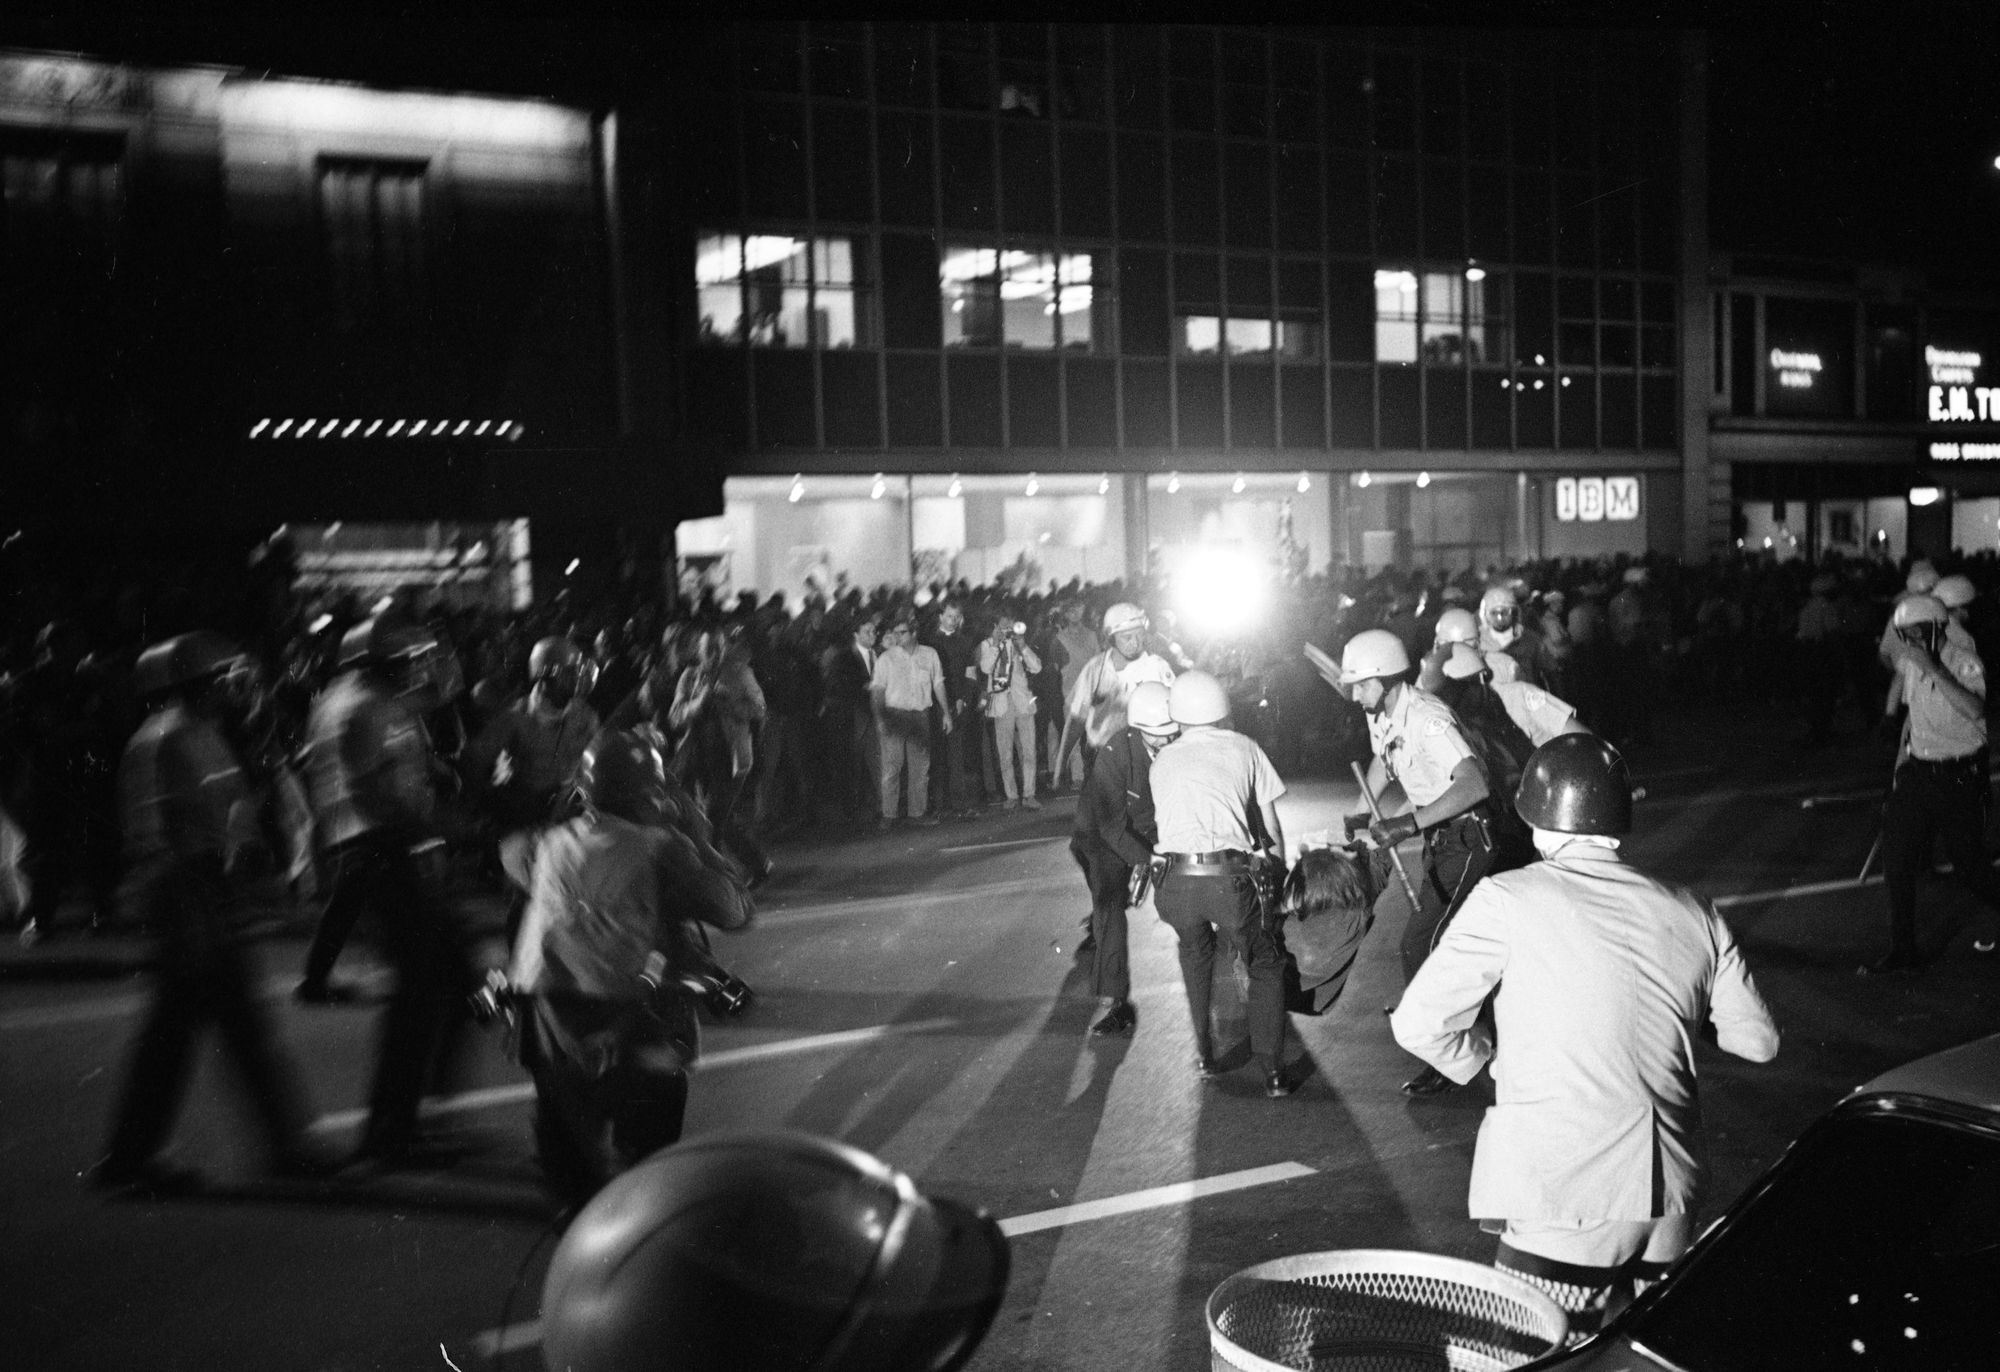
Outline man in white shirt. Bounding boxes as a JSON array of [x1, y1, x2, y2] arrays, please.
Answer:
[[1393, 734, 1780, 1341], [870, 618, 951, 829], [979, 616, 1043, 809]]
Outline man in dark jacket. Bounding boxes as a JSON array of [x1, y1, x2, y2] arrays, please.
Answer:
[[1068, 681, 1178, 1037]]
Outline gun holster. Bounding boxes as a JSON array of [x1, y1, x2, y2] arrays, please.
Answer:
[[1127, 855, 1167, 909]]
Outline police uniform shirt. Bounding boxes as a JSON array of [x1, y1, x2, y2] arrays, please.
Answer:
[[1491, 681, 1579, 748], [306, 673, 435, 849], [1367, 686, 1475, 809], [1067, 649, 1176, 750], [1900, 639, 1987, 761], [1150, 727, 1285, 856], [119, 703, 258, 866]]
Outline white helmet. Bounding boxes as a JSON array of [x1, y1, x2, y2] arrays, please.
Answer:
[[1168, 671, 1229, 726], [1434, 607, 1479, 648], [1479, 585, 1519, 632], [1337, 629, 1411, 685], [1442, 642, 1490, 680], [1935, 574, 1975, 610], [1127, 681, 1178, 736], [1101, 602, 1148, 637], [1906, 560, 1939, 595]]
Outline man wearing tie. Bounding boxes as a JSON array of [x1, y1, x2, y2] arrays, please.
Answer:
[[818, 615, 881, 828]]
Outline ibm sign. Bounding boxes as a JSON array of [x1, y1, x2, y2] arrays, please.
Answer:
[[1555, 476, 1640, 523]]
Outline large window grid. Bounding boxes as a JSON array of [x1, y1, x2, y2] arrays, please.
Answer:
[[697, 233, 873, 349], [940, 246, 1103, 351]]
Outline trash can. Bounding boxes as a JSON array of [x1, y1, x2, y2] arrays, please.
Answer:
[[1207, 1250, 1569, 1372]]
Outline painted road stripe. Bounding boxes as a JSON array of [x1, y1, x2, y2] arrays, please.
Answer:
[[1709, 858, 1991, 910], [1800, 766, 2000, 810], [306, 1017, 960, 1134], [468, 1159, 1318, 1359], [759, 873, 1071, 924], [938, 836, 1065, 855]]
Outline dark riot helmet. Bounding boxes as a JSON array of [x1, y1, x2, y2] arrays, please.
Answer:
[[540, 1130, 1010, 1372], [133, 631, 246, 701], [1514, 732, 1632, 837], [530, 635, 584, 704], [338, 617, 436, 675], [576, 729, 669, 825]]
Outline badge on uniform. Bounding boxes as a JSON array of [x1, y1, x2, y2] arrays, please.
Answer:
[[1424, 715, 1449, 736]]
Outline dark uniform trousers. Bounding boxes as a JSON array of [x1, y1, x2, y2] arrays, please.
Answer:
[[521, 992, 691, 1206], [1401, 812, 1499, 984], [1882, 750, 2000, 957], [318, 832, 471, 1157], [1156, 863, 1286, 1069], [103, 859, 313, 1171], [1068, 837, 1131, 1001]]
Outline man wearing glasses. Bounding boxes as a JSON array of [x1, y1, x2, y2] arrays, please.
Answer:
[[870, 618, 952, 830]]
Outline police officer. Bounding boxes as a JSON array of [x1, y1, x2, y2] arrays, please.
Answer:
[[1415, 606, 1481, 693], [1865, 593, 2000, 972], [462, 635, 601, 894], [1934, 573, 1978, 652], [1068, 680, 1178, 1036], [1477, 585, 1550, 688], [1392, 735, 1780, 1340], [302, 617, 469, 1166], [91, 633, 335, 1195], [1330, 629, 1493, 1097], [509, 730, 754, 1205], [1054, 602, 1175, 786], [1148, 671, 1295, 1097]]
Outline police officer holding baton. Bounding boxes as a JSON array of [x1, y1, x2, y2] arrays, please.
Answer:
[[1148, 671, 1295, 1097]]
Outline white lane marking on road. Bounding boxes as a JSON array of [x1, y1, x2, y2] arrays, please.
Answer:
[[758, 873, 1072, 924], [1709, 859, 1987, 909], [938, 836, 1064, 855], [1799, 766, 2000, 810], [468, 1159, 1318, 1359], [306, 1017, 960, 1134], [1632, 765, 1716, 783]]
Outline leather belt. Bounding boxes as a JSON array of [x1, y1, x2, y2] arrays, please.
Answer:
[[1164, 849, 1254, 877]]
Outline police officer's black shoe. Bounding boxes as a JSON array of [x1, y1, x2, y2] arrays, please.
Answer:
[[1264, 1068, 1297, 1099], [1858, 951, 1922, 976], [1401, 1066, 1456, 1097], [1194, 1053, 1226, 1080], [1089, 1002, 1136, 1036]]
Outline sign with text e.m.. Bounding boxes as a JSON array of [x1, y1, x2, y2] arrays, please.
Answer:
[[1556, 475, 1639, 523]]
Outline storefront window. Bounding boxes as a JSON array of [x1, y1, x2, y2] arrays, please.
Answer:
[[941, 246, 1099, 350], [696, 232, 872, 348]]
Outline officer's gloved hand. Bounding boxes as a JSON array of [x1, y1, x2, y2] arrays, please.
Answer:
[[1342, 811, 1372, 840], [1368, 813, 1421, 849]]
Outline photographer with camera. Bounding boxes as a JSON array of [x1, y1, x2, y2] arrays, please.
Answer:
[[505, 729, 755, 1206], [979, 615, 1043, 811]]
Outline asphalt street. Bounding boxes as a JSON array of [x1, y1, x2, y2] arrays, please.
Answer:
[[6, 699, 2000, 1372]]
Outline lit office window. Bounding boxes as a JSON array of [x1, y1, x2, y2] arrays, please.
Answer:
[[1377, 266, 1507, 365], [696, 233, 872, 348], [320, 159, 428, 335], [1182, 314, 1322, 359], [940, 246, 1098, 351], [1276, 317, 1323, 362], [1375, 268, 1420, 362], [1180, 314, 1222, 355]]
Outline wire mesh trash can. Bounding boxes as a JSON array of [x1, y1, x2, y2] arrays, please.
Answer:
[[1207, 1250, 1569, 1372]]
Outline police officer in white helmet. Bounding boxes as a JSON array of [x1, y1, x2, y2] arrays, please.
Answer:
[[1054, 601, 1175, 788], [1148, 671, 1296, 1097], [1325, 628, 1495, 1097]]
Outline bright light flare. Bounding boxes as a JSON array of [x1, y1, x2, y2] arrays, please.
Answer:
[[1173, 544, 1270, 640], [1908, 486, 1943, 507]]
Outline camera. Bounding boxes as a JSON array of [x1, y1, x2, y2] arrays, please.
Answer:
[[468, 967, 514, 1024], [1012, 621, 1027, 636]]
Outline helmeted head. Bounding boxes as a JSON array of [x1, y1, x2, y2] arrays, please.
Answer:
[[1515, 733, 1632, 839], [1906, 560, 1939, 595], [540, 1130, 1009, 1372], [1101, 602, 1149, 659], [1893, 593, 1949, 656], [338, 618, 438, 694], [1127, 680, 1180, 742], [1336, 629, 1410, 713], [1479, 585, 1519, 635], [530, 636, 584, 707], [1934, 574, 1976, 613], [577, 729, 669, 825], [1168, 671, 1228, 727], [1433, 607, 1479, 650], [1442, 642, 1490, 682], [134, 631, 247, 705]]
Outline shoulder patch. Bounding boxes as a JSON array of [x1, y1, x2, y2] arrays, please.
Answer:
[[1523, 687, 1547, 709], [1424, 713, 1449, 736]]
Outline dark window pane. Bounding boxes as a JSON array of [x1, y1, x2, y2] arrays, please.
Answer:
[[996, 59, 1049, 120], [1426, 368, 1466, 448], [1224, 84, 1269, 140], [1468, 165, 1507, 260], [1327, 262, 1374, 362], [1554, 67, 1594, 168], [1227, 255, 1272, 311], [886, 352, 943, 445], [1465, 63, 1507, 161], [1066, 357, 1117, 447], [1175, 252, 1220, 309], [686, 350, 749, 452], [1555, 173, 1595, 268], [880, 233, 940, 348], [1274, 38, 1317, 90], [1274, 145, 1322, 252], [1514, 169, 1552, 263], [1056, 62, 1107, 123], [1169, 80, 1215, 134], [1120, 248, 1170, 355], [1055, 26, 1106, 70], [814, 105, 872, 222], [1225, 142, 1272, 249], [1123, 359, 1170, 445], [1328, 366, 1372, 447], [1220, 30, 1265, 84], [1272, 85, 1316, 144], [1601, 323, 1636, 368], [744, 102, 808, 219], [1421, 59, 1462, 158], [1112, 26, 1163, 128], [754, 350, 816, 447], [1422, 157, 1463, 260], [1471, 369, 1511, 447], [1280, 365, 1326, 448], [877, 113, 934, 226], [678, 99, 740, 223], [1640, 372, 1677, 447], [1376, 157, 1418, 256], [1516, 373, 1553, 447], [1118, 132, 1167, 239], [947, 352, 1001, 445], [809, 37, 867, 100], [996, 22, 1046, 61], [999, 122, 1055, 234], [1560, 321, 1596, 365], [1171, 137, 1219, 244], [1008, 355, 1060, 447], [939, 117, 995, 229], [823, 350, 881, 447], [1325, 44, 1368, 148], [1231, 361, 1275, 448], [1513, 58, 1550, 166], [1558, 372, 1596, 447], [1642, 325, 1676, 369], [1278, 258, 1321, 310], [741, 23, 801, 94], [1599, 180, 1637, 270], [1327, 154, 1369, 254], [1372, 51, 1416, 149], [1865, 304, 1915, 420], [1169, 27, 1212, 79], [1379, 366, 1420, 448], [1600, 276, 1635, 320], [1641, 278, 1675, 323], [1177, 360, 1223, 447], [1600, 371, 1636, 447], [1639, 169, 1677, 271], [875, 23, 933, 107], [937, 24, 990, 111], [1515, 271, 1553, 367], [1059, 127, 1113, 237]]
